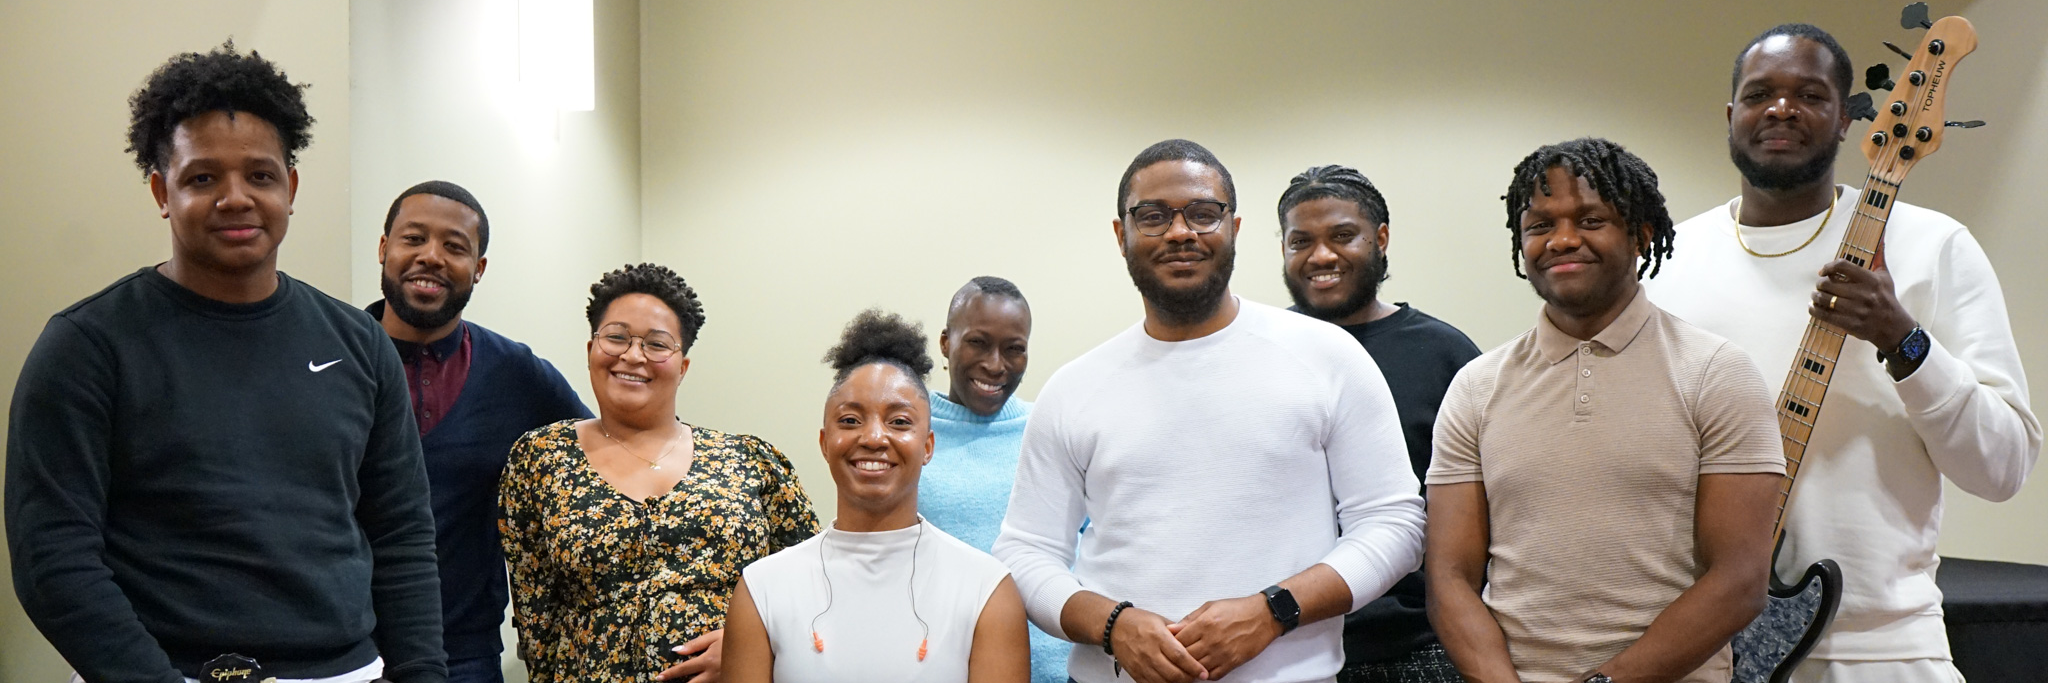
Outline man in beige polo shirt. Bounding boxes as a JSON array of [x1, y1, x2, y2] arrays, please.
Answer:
[[1424, 138, 1786, 683]]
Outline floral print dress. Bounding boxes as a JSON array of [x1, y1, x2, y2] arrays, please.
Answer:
[[500, 420, 819, 683]]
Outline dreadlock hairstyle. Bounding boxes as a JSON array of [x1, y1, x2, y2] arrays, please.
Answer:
[[1501, 137, 1675, 279], [585, 263, 709, 353], [946, 276, 1028, 324], [1276, 164, 1390, 231], [1116, 139, 1236, 216], [824, 309, 934, 397], [127, 40, 314, 177], [1732, 23, 1853, 101]]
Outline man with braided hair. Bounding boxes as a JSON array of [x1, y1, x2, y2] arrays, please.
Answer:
[[1426, 138, 1784, 683], [1276, 165, 1479, 683], [7, 44, 445, 683], [1644, 23, 2038, 683]]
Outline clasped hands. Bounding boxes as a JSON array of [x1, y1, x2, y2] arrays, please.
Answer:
[[1110, 595, 1282, 683]]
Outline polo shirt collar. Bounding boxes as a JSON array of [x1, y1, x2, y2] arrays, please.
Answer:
[[1534, 286, 1654, 364]]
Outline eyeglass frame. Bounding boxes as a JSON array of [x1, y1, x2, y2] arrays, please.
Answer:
[[1124, 200, 1234, 237], [590, 323, 683, 362]]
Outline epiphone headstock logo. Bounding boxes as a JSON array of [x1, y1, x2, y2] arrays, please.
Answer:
[[1921, 60, 1948, 112], [209, 668, 253, 681]]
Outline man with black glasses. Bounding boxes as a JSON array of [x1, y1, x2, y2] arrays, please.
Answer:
[[994, 139, 1425, 683]]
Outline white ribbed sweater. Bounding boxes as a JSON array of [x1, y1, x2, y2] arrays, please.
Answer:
[[993, 299, 1426, 683]]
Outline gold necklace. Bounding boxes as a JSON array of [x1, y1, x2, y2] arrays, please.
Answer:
[[598, 419, 684, 470], [1733, 188, 1840, 258]]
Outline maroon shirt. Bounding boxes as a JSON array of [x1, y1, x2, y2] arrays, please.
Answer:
[[391, 320, 471, 436]]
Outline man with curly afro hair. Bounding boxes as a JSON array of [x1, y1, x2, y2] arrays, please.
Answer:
[[7, 43, 447, 683]]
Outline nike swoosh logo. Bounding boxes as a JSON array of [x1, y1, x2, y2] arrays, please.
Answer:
[[309, 359, 344, 372]]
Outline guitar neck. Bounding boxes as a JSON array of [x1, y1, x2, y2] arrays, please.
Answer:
[[1769, 174, 1900, 542]]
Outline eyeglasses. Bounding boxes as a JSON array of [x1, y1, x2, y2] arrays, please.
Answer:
[[1126, 200, 1232, 237], [592, 323, 682, 362]]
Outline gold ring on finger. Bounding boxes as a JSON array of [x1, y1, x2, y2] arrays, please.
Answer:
[[1829, 294, 1839, 310]]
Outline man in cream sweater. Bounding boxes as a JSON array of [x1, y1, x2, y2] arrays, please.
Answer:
[[1644, 24, 2041, 683], [993, 139, 1426, 683]]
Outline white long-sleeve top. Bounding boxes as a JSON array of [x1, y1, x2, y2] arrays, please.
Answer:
[[1644, 188, 2041, 660], [992, 299, 1426, 683]]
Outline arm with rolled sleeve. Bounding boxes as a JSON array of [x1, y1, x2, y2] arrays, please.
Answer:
[[1318, 349, 1426, 612], [991, 397, 1090, 638], [6, 317, 186, 683], [356, 339, 447, 683], [1899, 229, 2040, 501]]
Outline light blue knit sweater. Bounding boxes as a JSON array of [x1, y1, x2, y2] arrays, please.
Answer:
[[920, 391, 1068, 683]]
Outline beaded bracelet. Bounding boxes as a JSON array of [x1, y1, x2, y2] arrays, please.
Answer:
[[1103, 600, 1135, 676]]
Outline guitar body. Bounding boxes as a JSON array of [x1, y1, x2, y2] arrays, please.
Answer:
[[1732, 557, 1843, 683]]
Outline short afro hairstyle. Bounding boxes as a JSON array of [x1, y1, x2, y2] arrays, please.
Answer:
[[1116, 139, 1236, 217], [1732, 23, 1854, 101], [1277, 164, 1391, 231], [126, 40, 314, 177], [1502, 137, 1675, 279], [585, 263, 708, 354], [383, 180, 491, 256], [824, 309, 934, 398]]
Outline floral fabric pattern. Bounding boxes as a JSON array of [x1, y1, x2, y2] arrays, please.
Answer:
[[500, 419, 819, 683]]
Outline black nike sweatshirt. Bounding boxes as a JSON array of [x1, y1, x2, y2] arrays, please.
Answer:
[[6, 267, 446, 683]]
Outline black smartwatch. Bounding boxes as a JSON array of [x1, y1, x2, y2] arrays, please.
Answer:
[[1259, 585, 1300, 634], [1878, 325, 1931, 375]]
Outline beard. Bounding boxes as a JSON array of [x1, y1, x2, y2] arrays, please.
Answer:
[[1730, 133, 1839, 190], [381, 270, 473, 331], [1285, 245, 1389, 323], [1127, 240, 1235, 328]]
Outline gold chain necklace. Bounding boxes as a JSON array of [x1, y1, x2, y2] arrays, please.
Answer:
[[598, 419, 684, 470], [1733, 188, 1840, 258]]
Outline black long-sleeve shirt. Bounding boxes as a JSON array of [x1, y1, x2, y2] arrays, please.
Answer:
[[1292, 303, 1482, 665], [6, 267, 446, 683]]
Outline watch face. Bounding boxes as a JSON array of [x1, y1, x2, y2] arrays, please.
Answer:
[[1901, 328, 1930, 361]]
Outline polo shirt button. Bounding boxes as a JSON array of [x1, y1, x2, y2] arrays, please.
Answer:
[[1582, 369, 1591, 377], [422, 379, 431, 386], [1580, 346, 1592, 355], [1579, 394, 1589, 403]]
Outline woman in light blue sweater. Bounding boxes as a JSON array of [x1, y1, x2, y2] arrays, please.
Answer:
[[918, 277, 1069, 683]]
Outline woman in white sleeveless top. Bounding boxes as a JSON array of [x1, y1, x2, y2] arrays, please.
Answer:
[[723, 310, 1029, 683]]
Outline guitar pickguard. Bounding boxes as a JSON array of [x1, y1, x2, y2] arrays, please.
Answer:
[[1732, 559, 1843, 683]]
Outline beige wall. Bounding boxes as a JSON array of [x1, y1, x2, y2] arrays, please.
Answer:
[[2, 0, 2043, 677], [0, 2, 352, 679], [638, 0, 2045, 561]]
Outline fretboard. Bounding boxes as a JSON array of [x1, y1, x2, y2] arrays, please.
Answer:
[[1769, 172, 1901, 545]]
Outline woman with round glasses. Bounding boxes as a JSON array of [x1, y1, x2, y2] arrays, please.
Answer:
[[500, 263, 819, 683], [720, 310, 1028, 683]]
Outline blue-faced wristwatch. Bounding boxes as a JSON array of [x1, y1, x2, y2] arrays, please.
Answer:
[[1879, 325, 1931, 368]]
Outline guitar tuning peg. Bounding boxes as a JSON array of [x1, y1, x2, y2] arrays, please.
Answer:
[[1847, 93, 1878, 121], [1865, 64, 1896, 92], [1882, 41, 1915, 60], [1901, 2, 1934, 30], [1945, 120, 1987, 128]]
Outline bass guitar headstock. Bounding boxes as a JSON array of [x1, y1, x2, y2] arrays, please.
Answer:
[[1857, 5, 1979, 176]]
